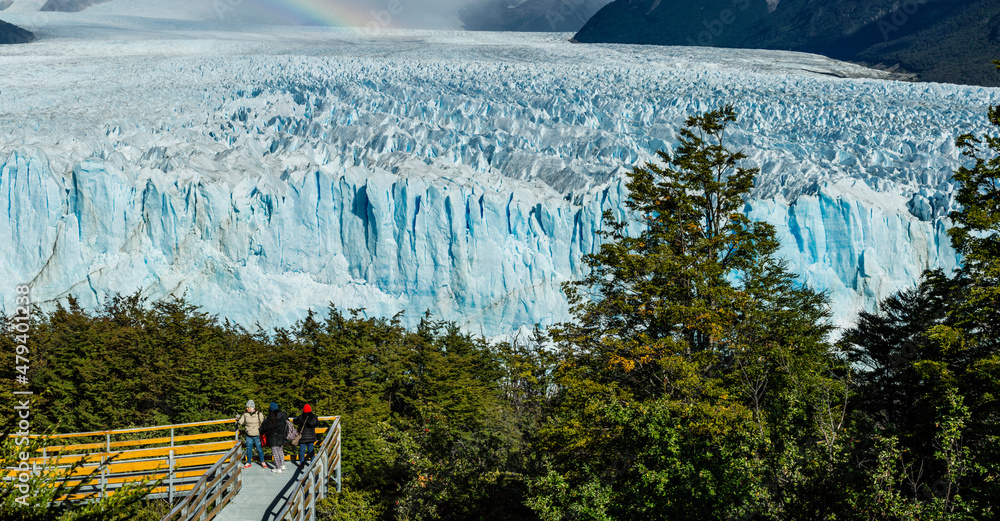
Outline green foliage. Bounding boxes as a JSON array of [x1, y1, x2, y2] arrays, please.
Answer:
[[317, 488, 383, 521], [24, 294, 250, 432], [838, 89, 1000, 519], [527, 468, 613, 521], [5, 300, 547, 520], [538, 105, 844, 520], [950, 77, 1000, 343], [561, 104, 776, 353]]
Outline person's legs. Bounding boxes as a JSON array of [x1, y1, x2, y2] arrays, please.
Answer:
[[297, 442, 315, 465], [250, 435, 264, 465], [244, 435, 260, 464], [272, 445, 285, 471], [305, 442, 315, 462]]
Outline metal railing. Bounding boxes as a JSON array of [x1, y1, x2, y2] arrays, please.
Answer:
[[21, 419, 240, 502], [273, 417, 342, 521], [10, 416, 342, 521], [161, 443, 243, 521]]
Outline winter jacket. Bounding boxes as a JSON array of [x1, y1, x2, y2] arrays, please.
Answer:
[[237, 410, 265, 437], [261, 410, 288, 447], [294, 412, 319, 444]]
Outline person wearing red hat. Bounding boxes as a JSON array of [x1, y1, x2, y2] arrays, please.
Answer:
[[294, 404, 319, 466]]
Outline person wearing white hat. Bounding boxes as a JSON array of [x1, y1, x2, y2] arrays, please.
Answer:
[[236, 400, 266, 469]]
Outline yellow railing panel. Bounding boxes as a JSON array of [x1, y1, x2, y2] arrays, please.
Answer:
[[33, 440, 237, 466], [35, 419, 237, 441]]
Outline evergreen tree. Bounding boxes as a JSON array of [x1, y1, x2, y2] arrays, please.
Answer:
[[538, 106, 842, 520], [948, 63, 1000, 366], [837, 65, 1000, 517]]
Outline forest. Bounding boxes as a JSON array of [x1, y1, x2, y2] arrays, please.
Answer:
[[1, 93, 999, 520]]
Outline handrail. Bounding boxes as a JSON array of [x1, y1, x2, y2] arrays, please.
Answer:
[[9, 419, 242, 503], [162, 442, 243, 521], [273, 417, 341, 521], [32, 419, 238, 440]]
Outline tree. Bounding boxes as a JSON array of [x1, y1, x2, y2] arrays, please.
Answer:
[[836, 64, 1000, 517], [561, 105, 775, 356], [948, 62, 1000, 355], [537, 106, 842, 520]]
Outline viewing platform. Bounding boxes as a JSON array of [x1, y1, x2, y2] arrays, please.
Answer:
[[12, 416, 341, 521]]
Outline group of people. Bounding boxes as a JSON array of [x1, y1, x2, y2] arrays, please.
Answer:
[[236, 400, 320, 473]]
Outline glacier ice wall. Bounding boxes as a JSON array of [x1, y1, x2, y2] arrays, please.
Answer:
[[0, 21, 997, 333], [1, 149, 625, 330]]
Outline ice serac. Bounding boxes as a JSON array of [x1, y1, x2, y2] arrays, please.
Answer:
[[747, 180, 958, 327]]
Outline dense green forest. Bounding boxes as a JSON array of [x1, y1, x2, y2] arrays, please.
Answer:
[[2, 96, 999, 519]]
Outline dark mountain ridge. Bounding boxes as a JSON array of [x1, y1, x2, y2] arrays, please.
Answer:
[[574, 0, 1000, 87], [0, 18, 33, 44]]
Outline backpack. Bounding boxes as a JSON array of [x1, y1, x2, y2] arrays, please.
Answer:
[[286, 419, 300, 445]]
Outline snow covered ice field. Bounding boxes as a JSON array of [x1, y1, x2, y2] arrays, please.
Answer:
[[1, 12, 998, 334]]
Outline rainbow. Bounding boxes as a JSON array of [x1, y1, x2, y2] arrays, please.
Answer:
[[251, 0, 382, 28]]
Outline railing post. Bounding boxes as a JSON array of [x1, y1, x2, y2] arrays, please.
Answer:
[[100, 455, 107, 501], [309, 469, 317, 521], [106, 432, 111, 452], [168, 449, 175, 503], [170, 427, 175, 448], [319, 450, 327, 500], [335, 420, 341, 493]]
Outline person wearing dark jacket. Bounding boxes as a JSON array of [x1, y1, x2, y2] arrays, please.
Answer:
[[260, 402, 288, 473], [294, 404, 320, 466]]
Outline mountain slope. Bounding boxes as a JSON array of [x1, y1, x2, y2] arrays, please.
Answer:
[[0, 17, 33, 43], [574, 0, 1000, 86]]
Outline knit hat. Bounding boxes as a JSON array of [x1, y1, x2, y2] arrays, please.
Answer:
[[303, 404, 312, 413], [270, 402, 279, 411], [246, 400, 255, 409]]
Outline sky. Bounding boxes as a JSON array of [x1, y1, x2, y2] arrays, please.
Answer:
[[80, 0, 483, 30], [230, 0, 474, 29], [3, 0, 615, 31]]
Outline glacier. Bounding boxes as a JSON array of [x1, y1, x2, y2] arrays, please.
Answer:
[[0, 13, 997, 334]]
